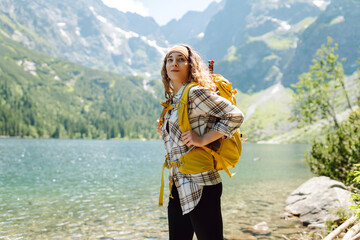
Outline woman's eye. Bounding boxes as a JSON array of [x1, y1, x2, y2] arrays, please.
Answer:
[[167, 58, 173, 63]]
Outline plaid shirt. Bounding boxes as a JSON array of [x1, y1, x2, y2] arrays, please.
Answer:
[[161, 83, 244, 214]]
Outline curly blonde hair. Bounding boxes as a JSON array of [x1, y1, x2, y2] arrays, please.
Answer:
[[161, 44, 217, 102]]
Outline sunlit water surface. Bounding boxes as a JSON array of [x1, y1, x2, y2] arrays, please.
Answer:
[[0, 139, 313, 239]]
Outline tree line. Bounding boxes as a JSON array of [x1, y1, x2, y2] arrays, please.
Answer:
[[0, 79, 161, 139]]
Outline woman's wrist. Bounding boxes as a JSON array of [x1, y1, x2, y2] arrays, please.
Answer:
[[201, 130, 224, 146]]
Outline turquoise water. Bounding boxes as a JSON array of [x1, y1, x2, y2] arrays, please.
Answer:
[[0, 139, 313, 239]]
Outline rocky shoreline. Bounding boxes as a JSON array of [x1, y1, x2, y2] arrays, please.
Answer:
[[284, 176, 353, 228], [224, 176, 354, 240]]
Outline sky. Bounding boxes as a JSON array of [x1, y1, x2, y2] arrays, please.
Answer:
[[101, 0, 221, 26]]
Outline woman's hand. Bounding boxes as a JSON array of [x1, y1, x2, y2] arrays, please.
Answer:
[[181, 130, 225, 147], [181, 130, 204, 147]]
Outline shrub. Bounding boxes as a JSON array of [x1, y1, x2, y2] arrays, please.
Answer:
[[305, 108, 360, 186], [351, 164, 360, 217]]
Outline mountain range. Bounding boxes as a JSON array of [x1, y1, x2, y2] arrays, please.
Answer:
[[0, 0, 166, 76], [0, 0, 359, 140], [1, 0, 359, 91], [196, 0, 359, 92]]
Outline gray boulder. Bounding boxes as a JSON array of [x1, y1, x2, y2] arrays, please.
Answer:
[[285, 176, 353, 226]]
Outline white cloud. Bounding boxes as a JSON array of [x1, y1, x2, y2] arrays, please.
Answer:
[[101, 0, 149, 16]]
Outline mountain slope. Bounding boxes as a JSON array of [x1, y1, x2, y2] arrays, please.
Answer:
[[161, 1, 224, 45], [0, 33, 161, 139], [237, 83, 295, 142], [195, 0, 325, 92], [239, 71, 360, 143], [0, 0, 166, 76], [203, 0, 359, 92], [283, 0, 360, 87], [197, 0, 252, 61]]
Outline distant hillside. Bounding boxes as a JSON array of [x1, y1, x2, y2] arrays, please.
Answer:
[[195, 0, 325, 92], [161, 1, 224, 45], [239, 71, 360, 143], [282, 0, 360, 87], [0, 34, 161, 139], [0, 0, 166, 76], [238, 83, 295, 142]]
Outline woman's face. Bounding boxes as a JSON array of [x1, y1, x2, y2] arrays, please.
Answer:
[[166, 52, 189, 84]]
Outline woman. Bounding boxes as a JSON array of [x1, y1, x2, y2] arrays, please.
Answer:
[[157, 44, 244, 240]]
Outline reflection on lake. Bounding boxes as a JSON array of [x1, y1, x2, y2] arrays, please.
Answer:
[[0, 139, 313, 239]]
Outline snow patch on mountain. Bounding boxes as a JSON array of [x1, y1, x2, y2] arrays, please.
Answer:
[[312, 0, 330, 10], [140, 36, 167, 56], [59, 29, 72, 45], [89, 6, 138, 39], [247, 16, 291, 33], [95, 14, 107, 24], [17, 60, 37, 76], [100, 33, 123, 54], [197, 32, 204, 39], [267, 17, 291, 32], [75, 27, 81, 36], [89, 6, 165, 56]]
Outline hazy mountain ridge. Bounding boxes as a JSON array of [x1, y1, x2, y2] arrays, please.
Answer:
[[197, 0, 360, 93], [160, 1, 225, 45], [0, 0, 166, 76], [1, 0, 358, 92], [196, 0, 326, 59], [195, 0, 328, 92], [283, 0, 360, 87]]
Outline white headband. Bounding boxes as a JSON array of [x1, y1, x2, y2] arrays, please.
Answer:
[[167, 45, 189, 59]]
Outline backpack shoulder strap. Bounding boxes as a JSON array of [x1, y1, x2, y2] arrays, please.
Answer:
[[158, 102, 178, 128], [178, 82, 198, 133]]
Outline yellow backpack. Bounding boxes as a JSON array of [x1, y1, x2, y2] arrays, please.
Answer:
[[158, 68, 247, 206]]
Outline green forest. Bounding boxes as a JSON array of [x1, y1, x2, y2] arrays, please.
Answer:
[[0, 34, 162, 139]]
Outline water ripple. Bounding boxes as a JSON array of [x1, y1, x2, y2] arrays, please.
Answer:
[[0, 139, 311, 239]]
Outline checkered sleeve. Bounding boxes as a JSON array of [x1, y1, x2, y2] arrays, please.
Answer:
[[189, 86, 244, 138]]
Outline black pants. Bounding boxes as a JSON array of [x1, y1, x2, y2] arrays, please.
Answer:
[[168, 183, 223, 240]]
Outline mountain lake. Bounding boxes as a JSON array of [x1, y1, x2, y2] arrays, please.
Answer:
[[0, 139, 313, 239]]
